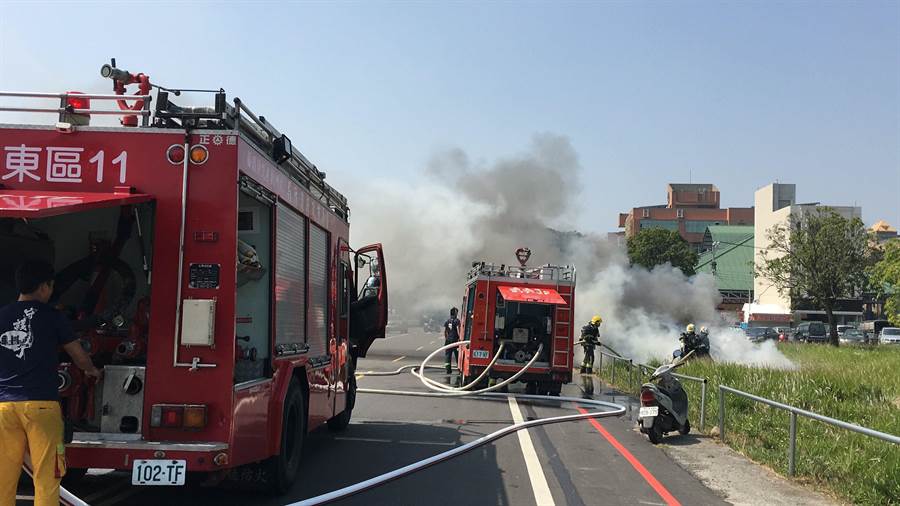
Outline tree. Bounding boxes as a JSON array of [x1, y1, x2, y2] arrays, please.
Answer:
[[757, 208, 869, 346], [627, 228, 698, 275], [869, 239, 900, 326]]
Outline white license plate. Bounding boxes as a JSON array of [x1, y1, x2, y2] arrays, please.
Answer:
[[132, 459, 186, 486], [639, 406, 659, 418], [472, 350, 489, 359]]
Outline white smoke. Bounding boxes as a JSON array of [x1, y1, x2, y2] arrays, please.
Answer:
[[349, 134, 793, 368]]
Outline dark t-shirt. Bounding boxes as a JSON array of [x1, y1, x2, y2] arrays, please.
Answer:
[[444, 317, 461, 343], [0, 301, 76, 402]]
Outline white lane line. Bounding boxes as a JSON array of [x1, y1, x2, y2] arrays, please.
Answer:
[[508, 396, 556, 506], [391, 355, 406, 363], [416, 346, 424, 351]]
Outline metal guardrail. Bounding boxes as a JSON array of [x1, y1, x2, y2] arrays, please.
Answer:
[[0, 90, 153, 125], [597, 349, 708, 430], [718, 385, 900, 476]]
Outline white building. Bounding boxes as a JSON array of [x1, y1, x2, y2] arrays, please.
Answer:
[[752, 183, 863, 324]]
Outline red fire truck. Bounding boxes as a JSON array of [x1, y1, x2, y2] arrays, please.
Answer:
[[0, 62, 387, 492], [458, 249, 575, 396]]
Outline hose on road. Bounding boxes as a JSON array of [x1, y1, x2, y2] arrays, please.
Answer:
[[286, 340, 626, 506]]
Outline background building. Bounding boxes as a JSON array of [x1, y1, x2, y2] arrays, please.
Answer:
[[871, 220, 898, 245], [618, 184, 753, 251], [696, 225, 754, 314], [753, 183, 863, 324]]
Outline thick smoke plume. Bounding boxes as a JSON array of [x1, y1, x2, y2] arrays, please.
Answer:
[[349, 134, 792, 368]]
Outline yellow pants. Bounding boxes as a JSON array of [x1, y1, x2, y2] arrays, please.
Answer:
[[0, 401, 65, 506]]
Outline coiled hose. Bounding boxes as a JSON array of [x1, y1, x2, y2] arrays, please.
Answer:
[[286, 340, 626, 505]]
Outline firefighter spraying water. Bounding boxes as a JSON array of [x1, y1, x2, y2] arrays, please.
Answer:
[[579, 315, 602, 373]]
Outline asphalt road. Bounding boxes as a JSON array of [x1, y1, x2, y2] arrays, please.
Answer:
[[18, 331, 726, 506]]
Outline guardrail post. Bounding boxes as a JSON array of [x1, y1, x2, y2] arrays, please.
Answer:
[[718, 386, 725, 441], [611, 357, 616, 385], [628, 360, 633, 392], [788, 412, 797, 476], [700, 380, 707, 431]]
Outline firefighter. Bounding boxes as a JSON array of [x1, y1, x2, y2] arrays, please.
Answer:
[[580, 315, 602, 373], [0, 260, 102, 506], [444, 307, 461, 375]]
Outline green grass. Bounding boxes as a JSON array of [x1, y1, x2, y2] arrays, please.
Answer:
[[599, 345, 900, 505]]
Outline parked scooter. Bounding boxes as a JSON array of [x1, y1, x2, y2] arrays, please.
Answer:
[[639, 351, 692, 444]]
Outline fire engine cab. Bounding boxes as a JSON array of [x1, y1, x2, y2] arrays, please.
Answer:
[[458, 248, 575, 396], [0, 61, 387, 492]]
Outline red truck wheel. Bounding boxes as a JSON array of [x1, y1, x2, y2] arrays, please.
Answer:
[[268, 379, 307, 494]]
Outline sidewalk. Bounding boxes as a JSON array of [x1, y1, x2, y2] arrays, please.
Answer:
[[658, 433, 842, 506]]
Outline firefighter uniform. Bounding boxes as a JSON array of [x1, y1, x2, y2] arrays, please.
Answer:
[[580, 315, 602, 373], [444, 310, 461, 374]]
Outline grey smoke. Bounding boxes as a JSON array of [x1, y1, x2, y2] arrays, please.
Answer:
[[349, 134, 793, 368]]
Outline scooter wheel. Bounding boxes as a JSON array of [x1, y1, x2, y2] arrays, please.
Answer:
[[648, 423, 664, 444], [678, 419, 691, 436]]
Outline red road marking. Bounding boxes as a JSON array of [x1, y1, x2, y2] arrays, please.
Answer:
[[577, 407, 682, 506]]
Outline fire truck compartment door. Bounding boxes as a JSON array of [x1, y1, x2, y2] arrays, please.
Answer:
[[350, 243, 387, 357], [497, 286, 567, 305], [0, 190, 153, 219]]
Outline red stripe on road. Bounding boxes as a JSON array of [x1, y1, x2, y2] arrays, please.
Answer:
[[577, 407, 682, 506]]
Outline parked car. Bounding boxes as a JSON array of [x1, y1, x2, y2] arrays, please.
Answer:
[[861, 320, 891, 343], [745, 327, 779, 343], [795, 322, 828, 343], [880, 327, 900, 345], [838, 328, 865, 345], [836, 325, 855, 338]]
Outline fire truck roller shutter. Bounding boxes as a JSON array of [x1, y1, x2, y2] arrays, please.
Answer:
[[275, 206, 307, 349], [308, 224, 329, 358]]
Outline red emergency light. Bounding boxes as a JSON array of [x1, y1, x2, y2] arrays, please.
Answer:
[[62, 91, 91, 127], [66, 92, 91, 111]]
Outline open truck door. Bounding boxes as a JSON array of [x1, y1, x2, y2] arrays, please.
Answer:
[[350, 243, 387, 357]]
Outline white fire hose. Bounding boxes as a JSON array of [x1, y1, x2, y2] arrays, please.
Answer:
[[49, 340, 625, 506], [286, 340, 626, 505]]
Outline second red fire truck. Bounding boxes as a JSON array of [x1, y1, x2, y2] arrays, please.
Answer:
[[457, 248, 576, 395], [0, 61, 387, 492]]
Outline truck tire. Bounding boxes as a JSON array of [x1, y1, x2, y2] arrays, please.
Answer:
[[543, 381, 562, 397], [327, 373, 357, 431], [268, 379, 306, 494]]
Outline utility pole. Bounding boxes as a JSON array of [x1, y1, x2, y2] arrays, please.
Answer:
[[711, 241, 719, 276]]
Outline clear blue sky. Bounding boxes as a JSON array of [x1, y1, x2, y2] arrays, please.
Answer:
[[1, 1, 898, 231]]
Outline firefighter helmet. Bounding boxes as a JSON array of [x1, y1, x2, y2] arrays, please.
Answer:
[[591, 315, 602, 325], [686, 323, 695, 333]]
